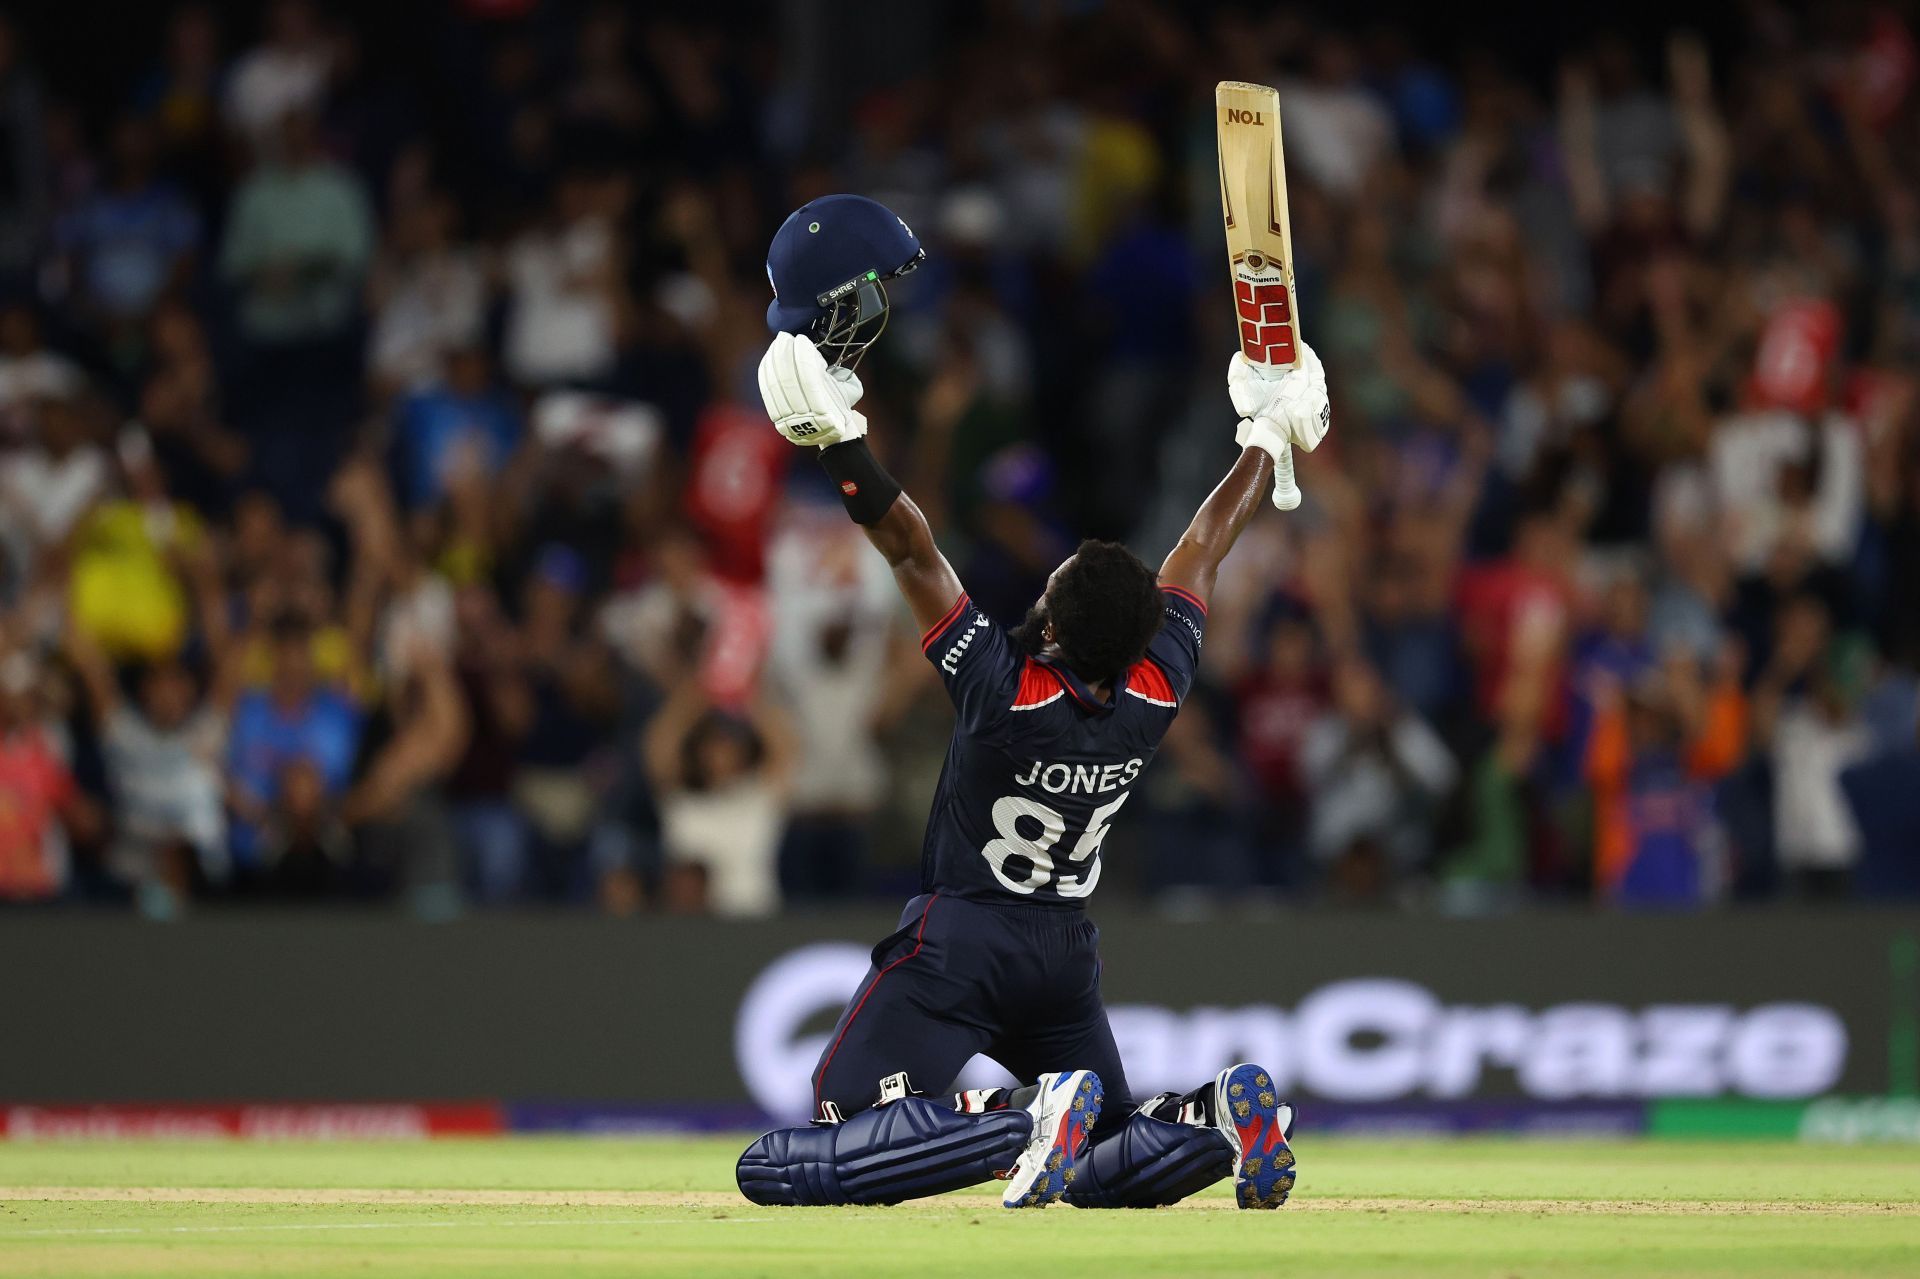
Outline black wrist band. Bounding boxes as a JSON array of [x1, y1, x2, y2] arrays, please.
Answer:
[[819, 439, 903, 525]]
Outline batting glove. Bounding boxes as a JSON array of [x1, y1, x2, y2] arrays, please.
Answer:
[[757, 332, 869, 448], [1227, 341, 1329, 453]]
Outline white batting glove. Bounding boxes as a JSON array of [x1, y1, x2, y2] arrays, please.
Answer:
[[757, 332, 869, 448], [1228, 341, 1330, 453]]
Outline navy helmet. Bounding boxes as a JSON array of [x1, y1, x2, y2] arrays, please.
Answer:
[[765, 194, 924, 367]]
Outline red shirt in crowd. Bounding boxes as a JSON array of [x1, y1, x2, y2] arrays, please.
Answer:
[[1234, 672, 1326, 800], [684, 402, 791, 586], [1454, 559, 1573, 737], [0, 729, 76, 901]]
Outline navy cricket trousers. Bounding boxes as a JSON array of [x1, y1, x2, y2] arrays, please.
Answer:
[[810, 893, 1133, 1124]]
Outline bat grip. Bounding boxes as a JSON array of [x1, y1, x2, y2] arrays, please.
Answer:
[[1269, 432, 1301, 511]]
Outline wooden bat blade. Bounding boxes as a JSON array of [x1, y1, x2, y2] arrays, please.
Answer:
[[1217, 80, 1305, 511], [1215, 81, 1299, 370]]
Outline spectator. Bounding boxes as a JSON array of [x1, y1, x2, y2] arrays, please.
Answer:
[[501, 172, 628, 388], [390, 346, 521, 511], [1280, 35, 1394, 200], [64, 609, 230, 916], [53, 115, 200, 336], [0, 302, 84, 440], [223, 490, 287, 601], [682, 398, 794, 587], [225, 613, 362, 877], [367, 187, 488, 396], [1709, 404, 1864, 577], [445, 581, 532, 903], [254, 754, 353, 897], [67, 429, 207, 662], [1754, 601, 1874, 898], [644, 679, 793, 918], [1585, 656, 1745, 908], [234, 528, 363, 694], [508, 544, 616, 899], [224, 0, 333, 149], [1232, 600, 1326, 888], [1301, 656, 1458, 898], [340, 634, 469, 909], [600, 524, 726, 678], [1441, 714, 1539, 912], [0, 642, 97, 901], [1361, 541, 1466, 730], [219, 108, 373, 347], [1566, 564, 1658, 764], [0, 391, 107, 579], [1456, 512, 1576, 738], [764, 515, 902, 900], [137, 302, 250, 518]]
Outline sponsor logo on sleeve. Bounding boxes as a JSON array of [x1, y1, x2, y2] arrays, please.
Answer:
[[940, 613, 992, 675], [1165, 605, 1203, 649]]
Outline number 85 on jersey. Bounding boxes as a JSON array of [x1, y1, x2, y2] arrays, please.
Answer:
[[980, 792, 1131, 898]]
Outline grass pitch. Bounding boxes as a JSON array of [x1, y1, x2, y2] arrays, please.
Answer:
[[1, 1136, 1917, 1277]]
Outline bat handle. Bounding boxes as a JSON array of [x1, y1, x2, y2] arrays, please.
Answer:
[[1270, 435, 1302, 511]]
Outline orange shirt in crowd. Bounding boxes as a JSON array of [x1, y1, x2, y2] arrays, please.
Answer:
[[1586, 682, 1748, 898]]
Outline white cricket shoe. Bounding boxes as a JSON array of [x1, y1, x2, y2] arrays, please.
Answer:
[[1001, 1070, 1103, 1208]]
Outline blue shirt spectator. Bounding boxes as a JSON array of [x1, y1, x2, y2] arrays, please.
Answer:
[[55, 117, 199, 321], [393, 347, 522, 509], [226, 618, 362, 867]]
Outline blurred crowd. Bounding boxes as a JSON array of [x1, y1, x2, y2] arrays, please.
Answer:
[[0, 0, 1916, 918]]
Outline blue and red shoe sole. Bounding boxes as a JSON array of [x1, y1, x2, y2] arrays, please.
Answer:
[[1217, 1063, 1296, 1209]]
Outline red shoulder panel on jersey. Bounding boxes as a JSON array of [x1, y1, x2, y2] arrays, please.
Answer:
[[1125, 659, 1179, 708], [1010, 659, 1066, 711], [920, 593, 971, 652], [1161, 585, 1208, 616]]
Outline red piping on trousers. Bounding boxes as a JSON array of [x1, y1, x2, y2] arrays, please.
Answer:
[[812, 895, 942, 1112]]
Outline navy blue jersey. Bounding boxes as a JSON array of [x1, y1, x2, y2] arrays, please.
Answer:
[[916, 585, 1208, 908]]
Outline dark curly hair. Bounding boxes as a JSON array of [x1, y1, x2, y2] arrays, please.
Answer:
[[1015, 539, 1164, 686]]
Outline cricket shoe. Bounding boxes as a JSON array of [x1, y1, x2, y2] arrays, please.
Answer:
[[1213, 1063, 1296, 1208], [1001, 1070, 1103, 1209]]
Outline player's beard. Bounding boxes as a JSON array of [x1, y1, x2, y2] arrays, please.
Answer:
[[1012, 605, 1050, 657]]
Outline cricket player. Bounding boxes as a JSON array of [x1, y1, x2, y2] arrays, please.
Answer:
[[736, 196, 1328, 1210]]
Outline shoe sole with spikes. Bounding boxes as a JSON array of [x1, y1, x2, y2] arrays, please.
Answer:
[[1213, 1063, 1296, 1209]]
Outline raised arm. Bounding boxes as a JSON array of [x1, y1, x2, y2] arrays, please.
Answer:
[[1160, 342, 1332, 608], [837, 476, 965, 633], [1157, 447, 1274, 607], [760, 332, 963, 632]]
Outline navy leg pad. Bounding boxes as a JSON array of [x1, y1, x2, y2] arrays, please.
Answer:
[[1063, 1111, 1233, 1209], [737, 1097, 1032, 1206]]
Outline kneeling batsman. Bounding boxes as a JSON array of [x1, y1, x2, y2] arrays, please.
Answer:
[[734, 330, 1323, 1210]]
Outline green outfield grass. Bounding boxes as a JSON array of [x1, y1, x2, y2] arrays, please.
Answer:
[[2, 1136, 1918, 1277]]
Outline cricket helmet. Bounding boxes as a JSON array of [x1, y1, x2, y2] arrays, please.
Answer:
[[765, 194, 924, 367]]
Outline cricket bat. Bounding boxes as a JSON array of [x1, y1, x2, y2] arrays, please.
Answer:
[[1215, 81, 1303, 511]]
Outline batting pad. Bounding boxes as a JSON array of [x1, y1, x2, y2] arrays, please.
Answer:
[[1062, 1111, 1234, 1209], [737, 1096, 1032, 1206]]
